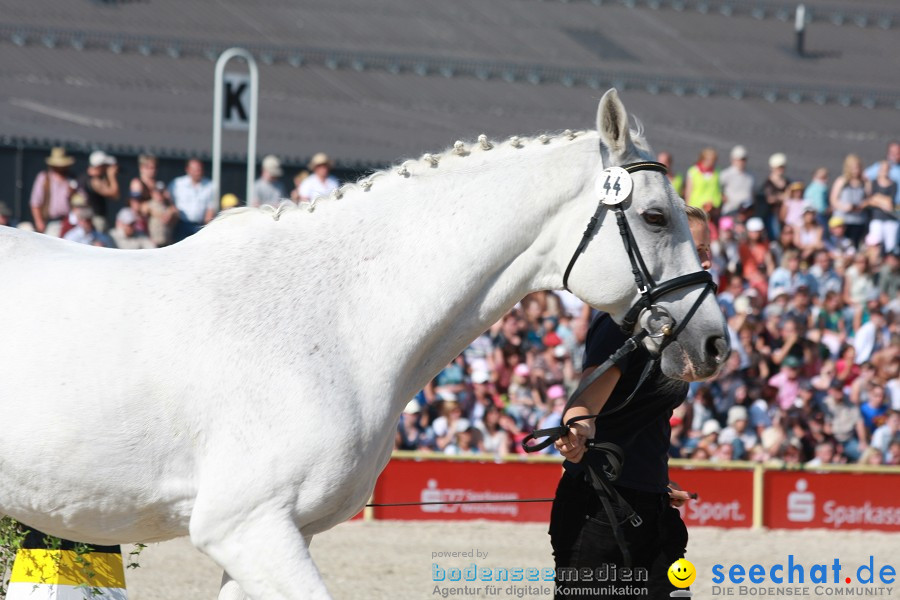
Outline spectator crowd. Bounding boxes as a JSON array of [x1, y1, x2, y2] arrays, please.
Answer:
[[1, 141, 898, 469], [396, 142, 900, 469], [0, 148, 339, 248]]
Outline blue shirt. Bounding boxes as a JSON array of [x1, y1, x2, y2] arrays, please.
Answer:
[[803, 181, 829, 214]]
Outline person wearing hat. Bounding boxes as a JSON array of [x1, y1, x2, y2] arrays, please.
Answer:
[[550, 205, 715, 599], [825, 215, 855, 257], [719, 145, 755, 217], [719, 405, 757, 459], [30, 147, 81, 237], [220, 193, 240, 211], [738, 217, 776, 298], [252, 155, 286, 208], [768, 354, 807, 411], [109, 207, 155, 250], [80, 150, 120, 233], [781, 181, 807, 229], [62, 204, 114, 248], [298, 153, 339, 203], [396, 399, 431, 451], [760, 152, 790, 240]]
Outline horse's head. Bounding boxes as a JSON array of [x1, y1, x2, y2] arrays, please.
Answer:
[[563, 89, 729, 381]]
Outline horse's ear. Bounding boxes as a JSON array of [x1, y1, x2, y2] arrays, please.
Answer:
[[597, 89, 634, 159]]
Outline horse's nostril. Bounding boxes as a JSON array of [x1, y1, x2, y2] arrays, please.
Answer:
[[705, 335, 730, 365]]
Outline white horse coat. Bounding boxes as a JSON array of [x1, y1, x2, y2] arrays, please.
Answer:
[[0, 91, 727, 599]]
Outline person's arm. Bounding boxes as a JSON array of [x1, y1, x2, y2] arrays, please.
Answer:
[[92, 165, 120, 198], [683, 170, 693, 205], [855, 417, 869, 448], [29, 172, 47, 232], [298, 178, 311, 203], [830, 177, 851, 213], [554, 365, 621, 463]]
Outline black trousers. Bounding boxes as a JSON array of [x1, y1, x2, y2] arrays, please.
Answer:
[[549, 471, 688, 600]]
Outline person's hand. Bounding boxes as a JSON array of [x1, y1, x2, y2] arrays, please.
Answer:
[[668, 487, 692, 508], [107, 164, 119, 176], [554, 413, 594, 463]]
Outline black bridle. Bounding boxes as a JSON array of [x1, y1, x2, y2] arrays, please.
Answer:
[[522, 159, 716, 452], [520, 159, 717, 566]]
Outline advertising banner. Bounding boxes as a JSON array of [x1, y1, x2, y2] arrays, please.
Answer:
[[764, 470, 900, 531], [373, 458, 563, 522], [670, 466, 754, 528]]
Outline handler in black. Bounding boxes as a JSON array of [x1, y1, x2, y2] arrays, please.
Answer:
[[550, 206, 711, 600]]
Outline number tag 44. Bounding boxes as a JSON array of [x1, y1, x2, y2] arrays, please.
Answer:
[[595, 167, 634, 206]]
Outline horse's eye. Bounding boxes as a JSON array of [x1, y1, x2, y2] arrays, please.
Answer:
[[642, 210, 667, 227]]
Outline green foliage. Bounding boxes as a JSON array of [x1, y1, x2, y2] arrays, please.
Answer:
[[0, 516, 28, 598]]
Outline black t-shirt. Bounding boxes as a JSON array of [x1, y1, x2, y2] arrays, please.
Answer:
[[79, 175, 109, 219], [564, 312, 688, 494]]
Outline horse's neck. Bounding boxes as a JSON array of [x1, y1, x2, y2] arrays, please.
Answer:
[[281, 136, 597, 402]]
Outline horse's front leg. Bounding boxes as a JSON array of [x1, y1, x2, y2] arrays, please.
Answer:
[[191, 498, 329, 600], [215, 536, 317, 600]]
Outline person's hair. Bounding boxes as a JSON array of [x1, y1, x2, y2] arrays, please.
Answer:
[[781, 249, 800, 267], [185, 157, 202, 168], [697, 147, 717, 164], [841, 154, 861, 181], [138, 154, 157, 167], [684, 205, 709, 226]]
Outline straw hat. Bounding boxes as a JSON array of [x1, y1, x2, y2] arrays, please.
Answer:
[[45, 147, 75, 168], [307, 152, 333, 170]]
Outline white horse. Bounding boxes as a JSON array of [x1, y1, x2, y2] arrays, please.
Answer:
[[0, 90, 728, 599]]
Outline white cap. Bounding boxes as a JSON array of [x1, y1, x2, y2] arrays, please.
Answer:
[[262, 155, 283, 177], [471, 370, 490, 384], [768, 153, 787, 169], [89, 150, 116, 167], [116, 207, 137, 225], [701, 419, 722, 436], [454, 418, 472, 434], [402, 400, 421, 415], [727, 405, 749, 426], [746, 217, 765, 232], [730, 145, 748, 160]]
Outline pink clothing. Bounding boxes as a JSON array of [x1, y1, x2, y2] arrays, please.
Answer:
[[29, 171, 74, 219], [783, 198, 806, 228], [768, 371, 801, 410]]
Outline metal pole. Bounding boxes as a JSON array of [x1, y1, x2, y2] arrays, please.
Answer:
[[14, 140, 24, 222], [795, 4, 806, 57], [212, 47, 259, 208]]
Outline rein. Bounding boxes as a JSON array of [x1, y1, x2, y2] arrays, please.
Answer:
[[523, 160, 716, 455]]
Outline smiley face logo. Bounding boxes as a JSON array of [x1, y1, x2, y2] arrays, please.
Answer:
[[668, 558, 696, 588]]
